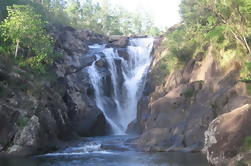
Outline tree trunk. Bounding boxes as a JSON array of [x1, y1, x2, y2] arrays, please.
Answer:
[[243, 35, 251, 55], [14, 40, 19, 58]]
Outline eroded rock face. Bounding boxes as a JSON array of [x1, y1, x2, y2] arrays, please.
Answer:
[[203, 104, 251, 166], [0, 25, 112, 155], [50, 25, 111, 137], [134, 43, 251, 156], [0, 73, 74, 155]]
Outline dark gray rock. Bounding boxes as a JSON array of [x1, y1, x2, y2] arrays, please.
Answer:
[[117, 49, 129, 61], [107, 36, 129, 48]]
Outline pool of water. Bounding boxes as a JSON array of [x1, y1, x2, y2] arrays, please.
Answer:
[[0, 135, 209, 166]]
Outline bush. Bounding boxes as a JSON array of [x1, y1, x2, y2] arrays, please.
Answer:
[[183, 87, 195, 98], [16, 116, 29, 128], [242, 136, 251, 151], [0, 4, 54, 73]]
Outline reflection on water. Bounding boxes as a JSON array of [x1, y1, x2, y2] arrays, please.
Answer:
[[0, 136, 209, 166]]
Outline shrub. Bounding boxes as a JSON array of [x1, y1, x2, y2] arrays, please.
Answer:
[[16, 116, 29, 128], [183, 87, 195, 98], [0, 5, 54, 73]]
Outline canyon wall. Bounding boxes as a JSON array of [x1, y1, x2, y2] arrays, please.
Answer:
[[133, 37, 251, 165]]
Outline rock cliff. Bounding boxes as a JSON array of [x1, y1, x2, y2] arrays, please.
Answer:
[[0, 25, 130, 156], [133, 37, 251, 165]]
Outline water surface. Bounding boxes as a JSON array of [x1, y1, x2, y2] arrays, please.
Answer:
[[0, 135, 209, 166]]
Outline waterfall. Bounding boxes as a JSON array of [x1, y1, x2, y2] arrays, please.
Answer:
[[87, 38, 154, 134]]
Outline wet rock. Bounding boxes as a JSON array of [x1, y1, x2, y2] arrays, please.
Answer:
[[95, 59, 107, 68], [51, 25, 109, 137], [107, 36, 129, 48], [72, 107, 106, 137], [117, 49, 129, 61], [108, 35, 123, 42], [0, 25, 114, 156]]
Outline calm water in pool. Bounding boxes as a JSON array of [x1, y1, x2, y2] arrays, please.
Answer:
[[0, 135, 209, 166]]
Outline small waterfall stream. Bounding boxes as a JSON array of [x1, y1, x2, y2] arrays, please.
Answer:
[[87, 38, 154, 134]]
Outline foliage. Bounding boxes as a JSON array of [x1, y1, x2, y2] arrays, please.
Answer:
[[0, 5, 54, 73], [1, 0, 161, 38], [241, 62, 251, 81], [236, 160, 248, 166], [180, 0, 251, 53], [16, 116, 30, 128], [183, 88, 195, 98], [62, 0, 160, 35], [242, 136, 251, 151], [245, 83, 251, 96], [158, 0, 251, 82], [150, 52, 178, 86]]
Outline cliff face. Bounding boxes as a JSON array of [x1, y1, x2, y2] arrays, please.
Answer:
[[134, 38, 251, 165], [0, 58, 75, 155], [0, 25, 130, 156]]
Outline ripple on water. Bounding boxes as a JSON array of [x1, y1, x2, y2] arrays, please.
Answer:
[[0, 135, 209, 166]]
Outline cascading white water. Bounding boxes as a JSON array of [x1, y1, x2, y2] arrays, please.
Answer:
[[87, 38, 154, 134]]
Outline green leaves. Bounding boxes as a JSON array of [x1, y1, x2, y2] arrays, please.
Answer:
[[207, 16, 216, 26], [205, 25, 226, 39], [0, 4, 54, 73], [161, 0, 251, 81], [62, 0, 159, 35]]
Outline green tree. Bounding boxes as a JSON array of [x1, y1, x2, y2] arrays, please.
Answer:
[[0, 5, 54, 73]]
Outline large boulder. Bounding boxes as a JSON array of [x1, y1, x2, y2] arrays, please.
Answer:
[[8, 116, 46, 155], [107, 36, 129, 48], [203, 104, 251, 166]]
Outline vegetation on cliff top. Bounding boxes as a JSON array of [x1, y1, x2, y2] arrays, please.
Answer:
[[0, 0, 160, 75], [154, 0, 251, 85]]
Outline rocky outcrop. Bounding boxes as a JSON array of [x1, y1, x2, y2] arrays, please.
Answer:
[[0, 25, 112, 156], [107, 35, 129, 48], [0, 25, 149, 156], [49, 25, 110, 137], [0, 67, 74, 155], [133, 43, 251, 158], [203, 104, 251, 166]]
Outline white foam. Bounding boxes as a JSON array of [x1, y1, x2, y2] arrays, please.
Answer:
[[41, 143, 114, 157], [87, 38, 154, 134]]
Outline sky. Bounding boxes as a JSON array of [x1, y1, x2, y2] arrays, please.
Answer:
[[96, 0, 182, 29]]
